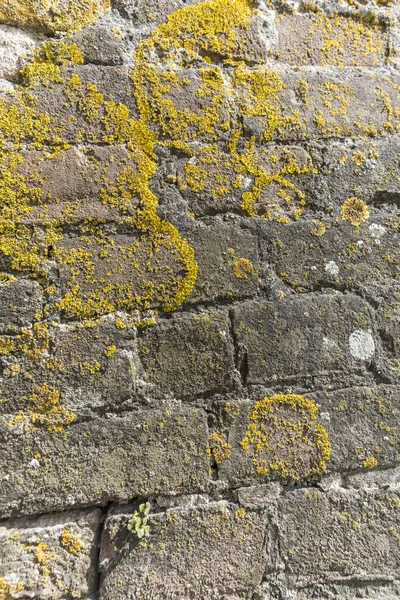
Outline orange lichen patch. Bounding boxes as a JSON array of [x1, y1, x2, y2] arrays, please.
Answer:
[[240, 394, 331, 481], [0, 0, 110, 34], [341, 197, 370, 226]]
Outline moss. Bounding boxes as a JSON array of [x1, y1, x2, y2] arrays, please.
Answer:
[[240, 394, 331, 481], [341, 197, 370, 226]]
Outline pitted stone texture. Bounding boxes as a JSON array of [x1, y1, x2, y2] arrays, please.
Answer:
[[217, 397, 329, 487], [99, 501, 267, 600], [112, 0, 204, 26], [282, 581, 400, 600], [0, 405, 208, 517], [0, 508, 100, 599], [139, 310, 236, 398], [0, 25, 37, 81], [185, 222, 259, 305], [217, 386, 400, 487], [377, 287, 400, 377], [278, 488, 400, 587], [0, 320, 136, 418], [18, 146, 140, 223], [310, 136, 400, 208], [243, 68, 400, 142], [232, 294, 376, 384], [24, 64, 138, 143], [0, 279, 43, 334], [275, 12, 388, 67], [262, 217, 400, 293], [71, 25, 125, 65], [312, 386, 400, 473]]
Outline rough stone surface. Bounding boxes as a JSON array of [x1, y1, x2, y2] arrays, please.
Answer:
[[99, 501, 267, 600], [1, 405, 208, 517], [0, 25, 37, 80], [1, 0, 400, 598], [232, 294, 376, 384], [0, 508, 101, 599], [277, 488, 400, 587], [139, 310, 236, 398]]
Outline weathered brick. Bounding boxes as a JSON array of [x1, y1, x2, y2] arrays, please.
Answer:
[[99, 500, 267, 600], [0, 405, 208, 517], [139, 310, 236, 398], [232, 294, 376, 384], [0, 508, 101, 599]]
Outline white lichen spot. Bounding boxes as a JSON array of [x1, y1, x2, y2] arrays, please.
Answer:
[[349, 330, 375, 361], [325, 261, 339, 276], [369, 223, 386, 239]]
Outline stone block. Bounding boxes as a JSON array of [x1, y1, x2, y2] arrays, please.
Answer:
[[185, 222, 259, 304], [232, 294, 376, 385], [0, 405, 209, 517], [0, 279, 42, 334], [0, 25, 37, 81], [277, 488, 400, 586], [0, 508, 101, 599], [71, 25, 125, 65], [0, 319, 136, 417], [139, 310, 236, 398], [262, 217, 400, 293], [313, 385, 400, 473], [275, 13, 388, 67], [99, 500, 267, 600], [18, 146, 140, 223]]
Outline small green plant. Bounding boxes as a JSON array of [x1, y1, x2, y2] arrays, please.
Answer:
[[127, 502, 151, 539]]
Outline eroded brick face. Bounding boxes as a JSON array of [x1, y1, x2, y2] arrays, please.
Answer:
[[1, 1, 400, 598]]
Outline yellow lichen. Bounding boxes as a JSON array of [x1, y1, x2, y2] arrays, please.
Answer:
[[234, 257, 255, 279], [363, 456, 378, 469], [0, 337, 14, 355], [240, 394, 331, 481], [341, 197, 370, 226], [0, 0, 110, 34], [207, 431, 232, 464], [60, 529, 85, 554], [29, 384, 75, 432], [0, 578, 25, 600]]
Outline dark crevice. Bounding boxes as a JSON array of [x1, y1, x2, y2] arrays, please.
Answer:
[[371, 190, 400, 208], [229, 308, 248, 386]]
